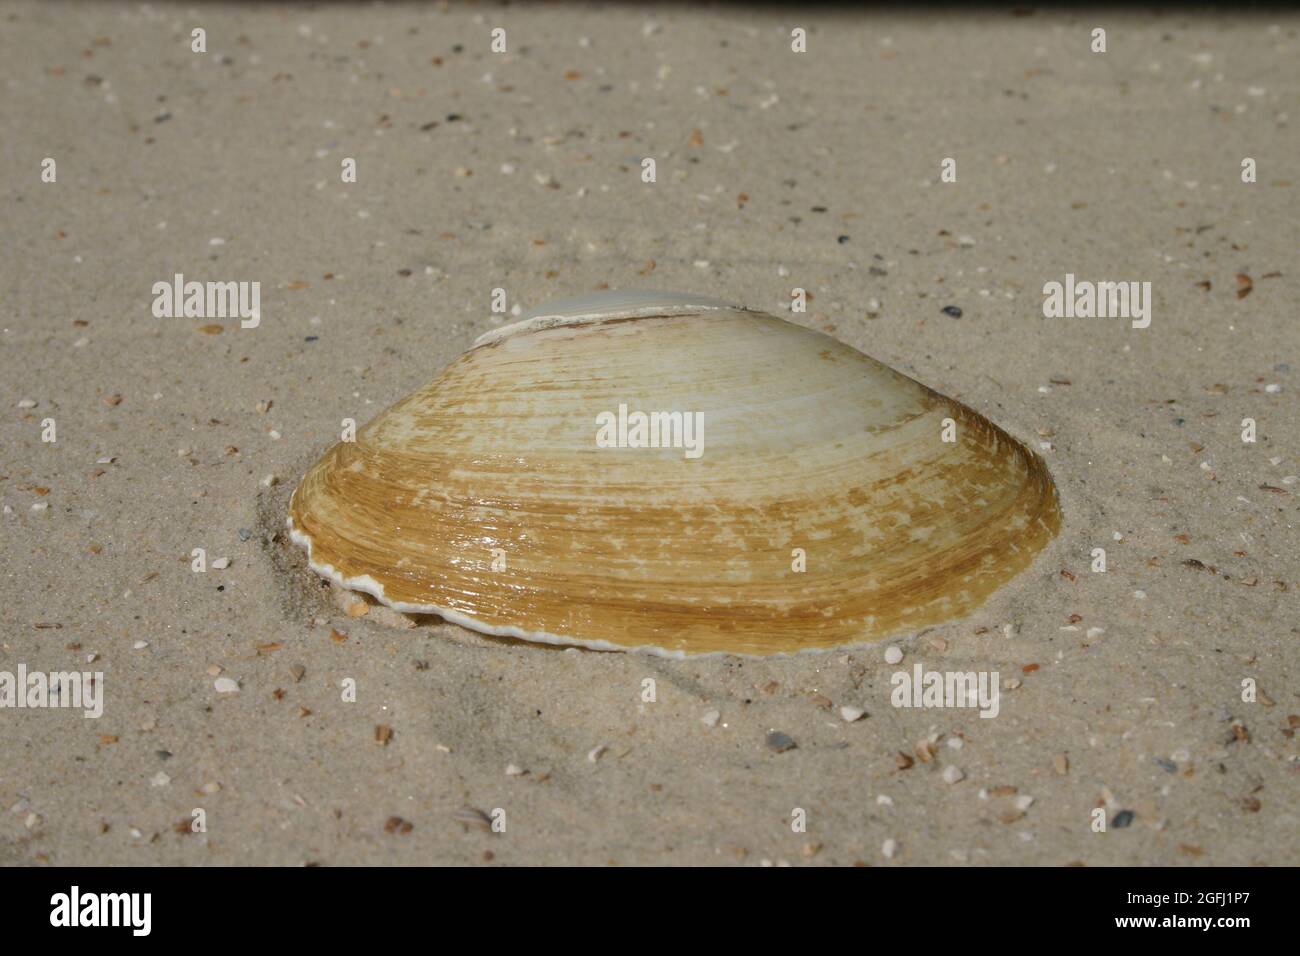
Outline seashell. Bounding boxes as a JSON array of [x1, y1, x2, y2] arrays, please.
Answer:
[[288, 290, 1060, 657]]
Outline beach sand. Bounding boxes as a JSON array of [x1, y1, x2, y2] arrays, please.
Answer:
[[1, 2, 1296, 865]]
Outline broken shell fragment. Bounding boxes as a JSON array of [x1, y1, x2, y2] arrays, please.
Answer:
[[288, 290, 1060, 657]]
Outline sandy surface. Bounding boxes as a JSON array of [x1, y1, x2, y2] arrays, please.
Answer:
[[1, 3, 1296, 866]]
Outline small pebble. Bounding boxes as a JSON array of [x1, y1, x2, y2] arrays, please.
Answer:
[[884, 645, 903, 664], [881, 838, 898, 859], [839, 705, 866, 722], [214, 677, 240, 694], [701, 709, 720, 727], [505, 763, 525, 776], [941, 305, 963, 318], [942, 765, 966, 784], [211, 557, 231, 570], [1112, 810, 1136, 828], [150, 771, 170, 788], [587, 744, 607, 763], [765, 731, 797, 753]]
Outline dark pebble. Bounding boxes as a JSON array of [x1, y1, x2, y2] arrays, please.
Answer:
[[154, 112, 172, 123], [305, 336, 319, 342], [836, 235, 850, 244], [1154, 757, 1177, 773], [765, 731, 797, 753], [941, 305, 963, 318], [156, 750, 172, 760], [869, 265, 888, 276], [1111, 810, 1135, 828], [237, 528, 251, 541]]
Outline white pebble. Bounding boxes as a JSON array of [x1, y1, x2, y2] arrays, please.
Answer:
[[150, 771, 171, 787], [839, 705, 865, 722], [881, 838, 898, 859], [884, 646, 903, 665], [211, 557, 230, 570], [942, 765, 966, 784], [31, 502, 49, 514], [214, 677, 240, 694], [587, 744, 607, 763], [875, 794, 893, 806], [701, 709, 720, 727], [1014, 794, 1035, 811], [17, 399, 36, 408], [132, 640, 149, 650], [947, 737, 963, 750], [505, 763, 525, 776]]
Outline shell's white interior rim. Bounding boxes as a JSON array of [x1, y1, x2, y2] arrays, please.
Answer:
[[474, 289, 744, 347]]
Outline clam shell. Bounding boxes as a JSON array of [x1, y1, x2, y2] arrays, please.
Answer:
[[288, 291, 1060, 657]]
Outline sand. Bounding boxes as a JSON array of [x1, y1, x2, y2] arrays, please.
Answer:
[[1, 3, 1296, 866]]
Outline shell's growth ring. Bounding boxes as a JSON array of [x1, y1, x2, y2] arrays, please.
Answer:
[[288, 290, 1060, 657]]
